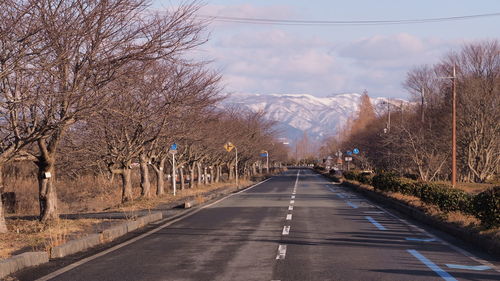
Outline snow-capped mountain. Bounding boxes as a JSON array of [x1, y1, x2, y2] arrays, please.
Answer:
[[224, 93, 405, 142]]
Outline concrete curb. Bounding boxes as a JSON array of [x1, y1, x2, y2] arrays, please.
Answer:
[[50, 234, 101, 259], [318, 170, 500, 256], [0, 252, 48, 279]]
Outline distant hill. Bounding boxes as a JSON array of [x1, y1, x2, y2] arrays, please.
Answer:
[[223, 93, 406, 144]]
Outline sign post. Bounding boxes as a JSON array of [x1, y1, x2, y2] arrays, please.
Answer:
[[260, 150, 269, 174], [169, 143, 178, 196], [224, 142, 238, 186]]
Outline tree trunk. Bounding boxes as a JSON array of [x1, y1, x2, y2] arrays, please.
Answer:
[[189, 163, 195, 188], [228, 163, 234, 180], [197, 162, 202, 187], [139, 154, 151, 198], [179, 167, 185, 190], [0, 167, 7, 233], [154, 158, 166, 196], [252, 162, 257, 176], [37, 153, 58, 222], [215, 165, 220, 183], [210, 166, 214, 184], [203, 166, 208, 185], [121, 166, 133, 202]]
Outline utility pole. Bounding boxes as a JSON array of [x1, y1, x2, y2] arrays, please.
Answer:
[[451, 65, 457, 187], [386, 100, 391, 132], [420, 88, 425, 123]]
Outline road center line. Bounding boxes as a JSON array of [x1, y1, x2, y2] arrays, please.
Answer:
[[276, 245, 287, 260], [365, 216, 387, 230], [407, 249, 457, 281], [286, 214, 292, 220], [282, 225, 290, 235]]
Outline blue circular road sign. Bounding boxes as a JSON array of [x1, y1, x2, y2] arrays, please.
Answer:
[[353, 148, 359, 154]]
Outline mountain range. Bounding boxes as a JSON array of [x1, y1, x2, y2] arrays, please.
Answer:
[[224, 93, 406, 144]]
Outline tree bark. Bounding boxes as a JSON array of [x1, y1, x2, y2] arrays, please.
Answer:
[[153, 158, 166, 196], [197, 162, 202, 187], [139, 154, 151, 198], [203, 166, 208, 185], [0, 167, 7, 233], [179, 167, 185, 190], [189, 163, 195, 188], [121, 166, 133, 202], [228, 163, 234, 180], [36, 147, 58, 222], [210, 166, 214, 184], [215, 165, 220, 183]]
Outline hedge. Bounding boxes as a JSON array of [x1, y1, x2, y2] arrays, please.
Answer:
[[363, 173, 497, 227]]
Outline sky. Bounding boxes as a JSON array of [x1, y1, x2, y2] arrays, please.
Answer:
[[152, 0, 500, 99]]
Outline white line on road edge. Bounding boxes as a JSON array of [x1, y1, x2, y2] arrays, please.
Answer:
[[346, 201, 358, 209], [288, 206, 293, 211], [282, 226, 290, 235], [286, 214, 292, 220], [374, 204, 500, 273], [35, 178, 272, 281], [365, 216, 387, 230], [276, 245, 287, 260], [407, 249, 457, 281]]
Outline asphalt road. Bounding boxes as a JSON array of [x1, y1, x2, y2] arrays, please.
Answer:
[[28, 169, 500, 281]]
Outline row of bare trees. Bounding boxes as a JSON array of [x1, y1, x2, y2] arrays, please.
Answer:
[[0, 0, 288, 233], [321, 40, 499, 184]]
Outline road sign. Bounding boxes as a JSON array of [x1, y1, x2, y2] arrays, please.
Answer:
[[260, 150, 268, 157], [353, 148, 360, 154], [224, 142, 235, 152], [347, 151, 353, 156], [344, 157, 353, 161], [169, 143, 177, 154], [335, 151, 342, 157]]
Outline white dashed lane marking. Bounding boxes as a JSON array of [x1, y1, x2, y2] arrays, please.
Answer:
[[288, 206, 293, 211], [276, 245, 287, 260], [286, 214, 292, 220], [282, 225, 290, 235]]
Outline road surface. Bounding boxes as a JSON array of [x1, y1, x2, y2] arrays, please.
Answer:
[[27, 169, 500, 281]]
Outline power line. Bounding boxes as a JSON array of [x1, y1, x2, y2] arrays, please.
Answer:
[[197, 12, 500, 26]]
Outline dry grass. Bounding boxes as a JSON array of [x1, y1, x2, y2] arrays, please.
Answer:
[[109, 179, 254, 213], [0, 218, 122, 259]]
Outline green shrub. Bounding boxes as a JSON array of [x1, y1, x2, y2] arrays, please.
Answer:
[[472, 186, 500, 227]]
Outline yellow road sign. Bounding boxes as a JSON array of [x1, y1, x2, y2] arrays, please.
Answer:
[[224, 142, 235, 152]]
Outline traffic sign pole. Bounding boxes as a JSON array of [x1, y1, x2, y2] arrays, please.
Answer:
[[235, 146, 239, 186], [266, 152, 269, 174], [172, 153, 176, 196]]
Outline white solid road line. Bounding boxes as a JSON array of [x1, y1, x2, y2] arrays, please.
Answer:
[[35, 178, 273, 281], [286, 214, 292, 220], [282, 225, 290, 235], [276, 245, 287, 260]]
